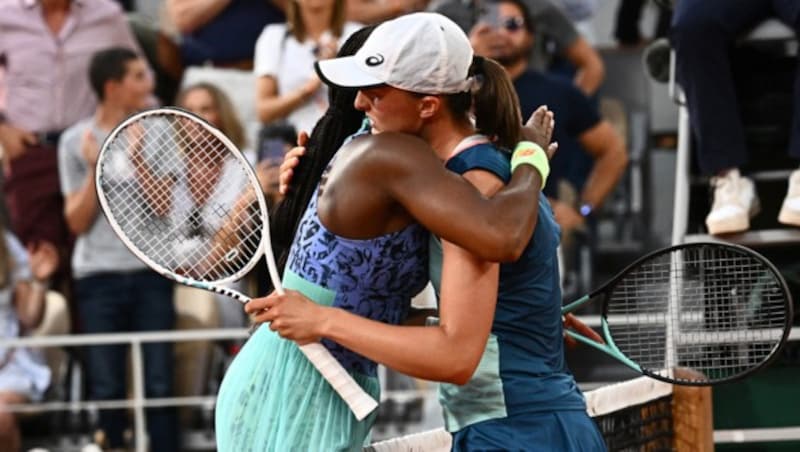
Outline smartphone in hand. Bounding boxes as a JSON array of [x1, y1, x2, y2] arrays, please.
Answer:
[[258, 138, 288, 164], [257, 122, 296, 163]]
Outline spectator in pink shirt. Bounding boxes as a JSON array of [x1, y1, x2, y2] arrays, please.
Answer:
[[0, 0, 144, 308]]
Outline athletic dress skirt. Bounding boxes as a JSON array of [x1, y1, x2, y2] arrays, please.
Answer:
[[214, 324, 380, 451], [215, 188, 429, 451]]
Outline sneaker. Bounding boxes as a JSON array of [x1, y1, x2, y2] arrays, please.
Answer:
[[778, 169, 800, 227], [705, 169, 760, 235]]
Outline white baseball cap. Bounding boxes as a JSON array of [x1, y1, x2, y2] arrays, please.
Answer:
[[315, 12, 475, 95]]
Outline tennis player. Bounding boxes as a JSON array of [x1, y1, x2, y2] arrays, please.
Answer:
[[253, 12, 607, 451], [214, 16, 556, 451]]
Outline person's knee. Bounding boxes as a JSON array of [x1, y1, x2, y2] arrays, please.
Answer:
[[0, 410, 18, 441]]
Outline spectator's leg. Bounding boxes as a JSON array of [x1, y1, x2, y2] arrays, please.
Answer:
[[132, 271, 178, 452], [614, 0, 646, 46], [672, 0, 774, 234], [654, 4, 672, 40], [774, 0, 800, 225], [772, 0, 800, 162], [671, 0, 771, 175], [75, 274, 131, 448], [0, 392, 26, 452]]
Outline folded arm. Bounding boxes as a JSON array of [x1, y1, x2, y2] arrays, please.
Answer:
[[255, 169, 502, 384], [367, 133, 541, 262]]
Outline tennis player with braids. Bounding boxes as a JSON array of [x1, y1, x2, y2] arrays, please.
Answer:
[[252, 12, 606, 452], [214, 15, 565, 451]]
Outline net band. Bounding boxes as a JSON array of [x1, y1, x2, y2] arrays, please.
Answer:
[[364, 376, 712, 452]]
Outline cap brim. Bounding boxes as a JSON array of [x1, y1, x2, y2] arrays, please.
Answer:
[[315, 56, 386, 90]]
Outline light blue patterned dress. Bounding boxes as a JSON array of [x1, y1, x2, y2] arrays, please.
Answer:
[[215, 187, 429, 451]]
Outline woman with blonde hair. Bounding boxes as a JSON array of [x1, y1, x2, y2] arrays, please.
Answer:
[[176, 82, 279, 329], [253, 0, 362, 136], [176, 82, 247, 152]]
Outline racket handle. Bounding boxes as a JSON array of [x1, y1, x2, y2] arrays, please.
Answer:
[[298, 342, 379, 420], [192, 282, 379, 418]]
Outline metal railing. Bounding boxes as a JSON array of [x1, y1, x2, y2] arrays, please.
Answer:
[[4, 323, 799, 451], [0, 328, 249, 452]]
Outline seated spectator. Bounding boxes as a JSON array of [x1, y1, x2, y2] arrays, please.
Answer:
[[435, 0, 604, 95], [166, 0, 287, 144], [471, 0, 627, 237], [175, 82, 281, 328], [57, 48, 178, 452], [0, 234, 57, 452], [671, 0, 800, 234], [254, 0, 362, 136], [0, 0, 145, 319]]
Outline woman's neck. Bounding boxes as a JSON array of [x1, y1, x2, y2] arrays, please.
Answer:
[[422, 119, 476, 162], [301, 9, 333, 41], [41, 0, 71, 35]]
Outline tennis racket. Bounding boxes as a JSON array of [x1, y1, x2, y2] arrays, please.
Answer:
[[95, 107, 378, 420], [563, 241, 793, 385]]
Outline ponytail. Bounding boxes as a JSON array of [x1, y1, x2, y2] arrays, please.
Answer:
[[443, 56, 522, 151], [470, 56, 523, 151]]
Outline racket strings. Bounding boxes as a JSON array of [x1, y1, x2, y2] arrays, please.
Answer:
[[99, 112, 264, 282], [605, 245, 788, 383]]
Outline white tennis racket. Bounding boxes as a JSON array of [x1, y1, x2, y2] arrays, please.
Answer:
[[95, 107, 378, 420]]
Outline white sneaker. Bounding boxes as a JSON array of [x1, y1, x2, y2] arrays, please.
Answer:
[[705, 169, 760, 235], [778, 169, 800, 227]]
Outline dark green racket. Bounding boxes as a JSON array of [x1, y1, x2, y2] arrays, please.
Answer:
[[563, 242, 793, 385]]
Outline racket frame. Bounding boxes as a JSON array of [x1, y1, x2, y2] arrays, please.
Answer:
[[95, 107, 379, 419], [562, 241, 794, 386], [95, 107, 273, 285]]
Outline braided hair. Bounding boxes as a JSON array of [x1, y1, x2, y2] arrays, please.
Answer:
[[270, 26, 377, 275]]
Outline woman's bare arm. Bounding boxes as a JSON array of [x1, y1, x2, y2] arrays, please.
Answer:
[[256, 76, 320, 124], [566, 37, 605, 96], [361, 133, 542, 262], [166, 0, 232, 34], [254, 170, 503, 384], [14, 242, 58, 330], [578, 120, 628, 209]]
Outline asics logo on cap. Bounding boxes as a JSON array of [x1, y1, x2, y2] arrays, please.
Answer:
[[365, 54, 385, 67]]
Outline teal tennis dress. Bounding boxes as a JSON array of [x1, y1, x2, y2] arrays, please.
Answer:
[[430, 142, 606, 451], [215, 187, 429, 451]]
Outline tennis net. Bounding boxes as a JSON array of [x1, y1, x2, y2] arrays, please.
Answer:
[[365, 374, 713, 451]]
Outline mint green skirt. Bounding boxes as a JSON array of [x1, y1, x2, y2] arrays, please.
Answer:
[[215, 325, 380, 451]]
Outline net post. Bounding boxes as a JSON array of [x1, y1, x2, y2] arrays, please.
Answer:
[[672, 368, 714, 452]]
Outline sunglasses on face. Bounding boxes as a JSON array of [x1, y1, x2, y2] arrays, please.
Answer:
[[498, 16, 526, 32]]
